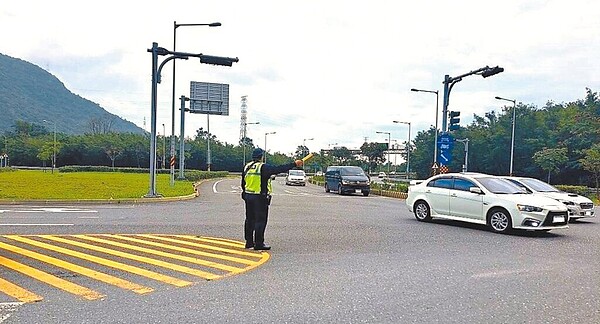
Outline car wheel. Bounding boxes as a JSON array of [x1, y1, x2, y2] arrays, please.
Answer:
[[413, 200, 431, 222], [338, 184, 344, 195], [488, 208, 512, 233], [325, 183, 330, 193], [362, 191, 369, 197]]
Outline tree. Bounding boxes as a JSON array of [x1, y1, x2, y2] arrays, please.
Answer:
[[87, 117, 115, 134], [329, 146, 354, 165], [360, 142, 386, 174], [37, 141, 53, 169], [579, 144, 600, 198], [532, 147, 568, 183]]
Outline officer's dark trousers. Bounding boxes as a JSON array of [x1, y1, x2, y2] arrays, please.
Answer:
[[244, 194, 269, 246]]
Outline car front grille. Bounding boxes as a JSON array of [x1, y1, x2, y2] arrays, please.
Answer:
[[580, 203, 594, 210], [542, 211, 569, 226]]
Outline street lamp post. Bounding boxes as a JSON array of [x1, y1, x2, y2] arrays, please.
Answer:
[[376, 131, 391, 174], [171, 21, 221, 183], [242, 121, 260, 166], [393, 121, 411, 179], [178, 95, 190, 179], [145, 41, 238, 197], [302, 138, 314, 156], [411, 88, 439, 166], [264, 132, 276, 164], [455, 138, 469, 172], [495, 96, 517, 176], [162, 123, 166, 169], [43, 120, 56, 174]]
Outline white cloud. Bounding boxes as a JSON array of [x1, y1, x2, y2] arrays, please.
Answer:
[[2, 0, 600, 163]]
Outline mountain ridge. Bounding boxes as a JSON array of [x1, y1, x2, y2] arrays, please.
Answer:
[[0, 53, 144, 134]]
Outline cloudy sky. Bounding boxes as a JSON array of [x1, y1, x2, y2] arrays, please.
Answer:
[[2, 0, 599, 160]]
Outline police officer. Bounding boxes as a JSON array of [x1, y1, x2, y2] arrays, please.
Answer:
[[241, 148, 303, 250]]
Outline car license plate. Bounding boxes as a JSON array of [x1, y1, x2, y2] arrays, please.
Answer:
[[585, 211, 592, 216], [553, 215, 565, 223]]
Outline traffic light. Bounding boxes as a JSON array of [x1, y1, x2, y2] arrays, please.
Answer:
[[199, 55, 239, 67], [449, 111, 461, 131], [481, 66, 504, 78]]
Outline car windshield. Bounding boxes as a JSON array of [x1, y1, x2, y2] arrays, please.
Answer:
[[289, 170, 305, 176], [477, 177, 528, 194], [340, 167, 366, 176], [519, 178, 559, 192]]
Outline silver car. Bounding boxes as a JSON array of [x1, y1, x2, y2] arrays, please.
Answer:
[[503, 176, 595, 221], [285, 169, 306, 186]]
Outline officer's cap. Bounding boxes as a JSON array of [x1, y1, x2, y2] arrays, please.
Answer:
[[252, 148, 264, 159]]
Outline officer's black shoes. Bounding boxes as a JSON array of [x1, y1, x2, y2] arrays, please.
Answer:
[[254, 244, 271, 251], [245, 242, 254, 249]]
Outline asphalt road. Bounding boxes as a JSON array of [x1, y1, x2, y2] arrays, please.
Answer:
[[0, 177, 598, 323]]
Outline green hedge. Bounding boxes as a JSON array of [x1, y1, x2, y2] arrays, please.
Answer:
[[555, 185, 595, 197], [58, 166, 228, 181]]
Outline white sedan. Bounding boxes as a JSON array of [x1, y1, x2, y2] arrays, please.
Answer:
[[406, 172, 569, 233], [502, 176, 595, 221]]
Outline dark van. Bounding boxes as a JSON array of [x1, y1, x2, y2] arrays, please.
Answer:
[[324, 166, 370, 196]]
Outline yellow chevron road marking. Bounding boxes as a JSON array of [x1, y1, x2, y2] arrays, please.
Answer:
[[77, 235, 242, 275], [59, 235, 221, 280], [0, 255, 103, 301], [0, 277, 43, 303], [0, 241, 153, 294], [0, 234, 270, 303], [9, 235, 191, 288], [113, 234, 257, 266], [171, 235, 268, 257]]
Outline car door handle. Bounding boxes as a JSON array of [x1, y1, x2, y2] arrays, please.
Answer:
[[451, 193, 457, 197]]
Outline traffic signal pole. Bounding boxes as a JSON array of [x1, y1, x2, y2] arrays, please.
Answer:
[[441, 66, 504, 132]]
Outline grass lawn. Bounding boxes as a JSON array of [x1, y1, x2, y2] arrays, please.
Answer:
[[0, 170, 197, 200]]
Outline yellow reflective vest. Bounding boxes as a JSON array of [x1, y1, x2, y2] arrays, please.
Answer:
[[243, 162, 273, 195]]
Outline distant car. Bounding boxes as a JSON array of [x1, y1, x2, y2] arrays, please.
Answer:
[[285, 169, 306, 186], [502, 176, 595, 221], [315, 171, 323, 177], [406, 172, 569, 233], [378, 172, 386, 178], [325, 166, 370, 196]]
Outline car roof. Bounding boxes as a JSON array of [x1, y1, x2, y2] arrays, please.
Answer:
[[432, 172, 492, 179]]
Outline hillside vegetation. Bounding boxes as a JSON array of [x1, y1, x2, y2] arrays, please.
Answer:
[[0, 53, 143, 135]]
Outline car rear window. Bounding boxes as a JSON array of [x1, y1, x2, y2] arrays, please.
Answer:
[[427, 178, 453, 189]]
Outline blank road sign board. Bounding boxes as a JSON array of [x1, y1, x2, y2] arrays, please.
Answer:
[[189, 81, 229, 116]]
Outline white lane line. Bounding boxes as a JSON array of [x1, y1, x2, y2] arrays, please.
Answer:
[[13, 208, 97, 213], [212, 180, 224, 193], [0, 224, 75, 226]]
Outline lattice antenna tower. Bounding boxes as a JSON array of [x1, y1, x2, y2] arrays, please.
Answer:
[[240, 95, 248, 142]]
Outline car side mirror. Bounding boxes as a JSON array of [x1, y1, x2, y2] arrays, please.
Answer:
[[270, 175, 276, 180], [469, 187, 483, 194]]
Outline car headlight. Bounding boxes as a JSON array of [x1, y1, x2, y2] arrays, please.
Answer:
[[517, 204, 543, 212], [341, 180, 349, 185]]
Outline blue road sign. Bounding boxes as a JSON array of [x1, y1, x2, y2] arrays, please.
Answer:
[[437, 133, 454, 165], [438, 150, 452, 165]]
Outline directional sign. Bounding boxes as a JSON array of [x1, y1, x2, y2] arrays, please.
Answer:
[[437, 132, 454, 165], [438, 151, 452, 165], [437, 133, 454, 150]]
